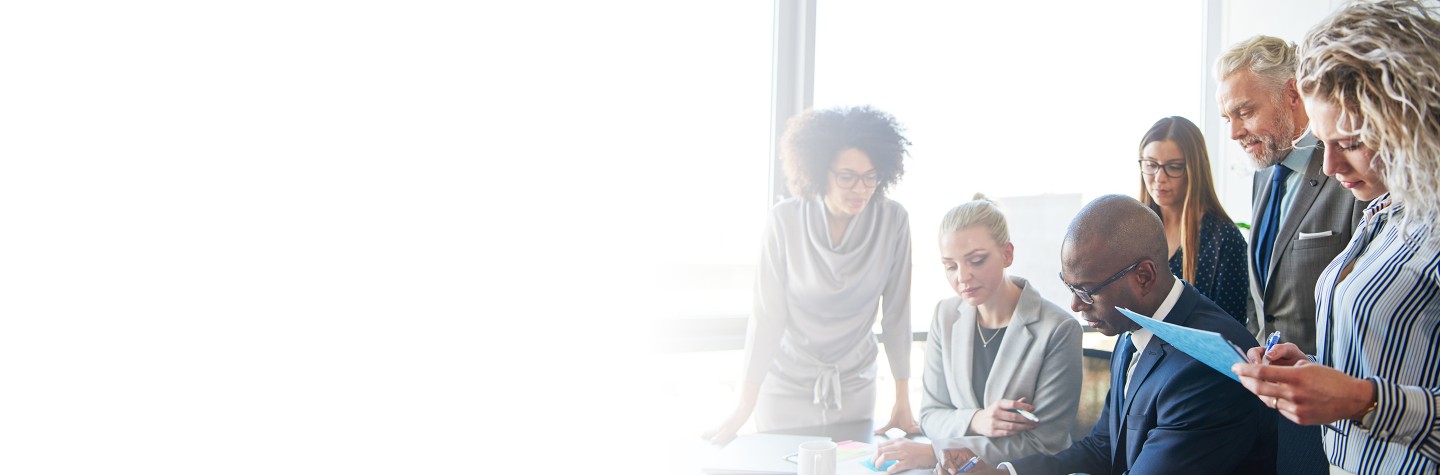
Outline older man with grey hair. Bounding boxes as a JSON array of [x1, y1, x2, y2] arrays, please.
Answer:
[[1216, 34, 1365, 475], [1216, 33, 1364, 375]]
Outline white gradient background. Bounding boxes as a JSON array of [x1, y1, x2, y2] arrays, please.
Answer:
[[1, 1, 1345, 473], [3, 1, 655, 473]]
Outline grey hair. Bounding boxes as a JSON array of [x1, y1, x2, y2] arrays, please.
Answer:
[[1216, 35, 1299, 95], [1298, 0, 1440, 230], [939, 193, 1009, 246]]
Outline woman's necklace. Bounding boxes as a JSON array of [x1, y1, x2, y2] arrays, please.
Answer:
[[976, 319, 1003, 348]]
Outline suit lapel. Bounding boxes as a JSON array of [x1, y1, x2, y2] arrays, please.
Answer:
[[1109, 335, 1129, 464], [1248, 170, 1269, 325], [985, 306, 1034, 404], [1250, 168, 1272, 285], [983, 283, 1042, 403], [1265, 145, 1327, 295], [1121, 342, 1167, 418], [951, 304, 980, 409], [1115, 287, 1199, 468]]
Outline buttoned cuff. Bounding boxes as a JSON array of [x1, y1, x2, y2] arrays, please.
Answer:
[[1363, 377, 1438, 445]]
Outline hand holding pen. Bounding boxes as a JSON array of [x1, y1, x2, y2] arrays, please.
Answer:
[[1234, 345, 1377, 428], [1238, 332, 1347, 431], [969, 397, 1037, 437], [936, 448, 1001, 475], [1244, 332, 1304, 367], [1261, 331, 1281, 363]]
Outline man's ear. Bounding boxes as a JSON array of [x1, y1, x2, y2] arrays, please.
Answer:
[[1284, 78, 1301, 105], [1133, 259, 1158, 293]]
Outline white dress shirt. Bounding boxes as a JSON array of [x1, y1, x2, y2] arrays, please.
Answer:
[[999, 279, 1184, 475]]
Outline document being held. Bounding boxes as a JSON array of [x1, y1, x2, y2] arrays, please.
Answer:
[[1116, 307, 1248, 382]]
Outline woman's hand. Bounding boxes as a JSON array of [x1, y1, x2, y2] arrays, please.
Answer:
[[874, 400, 922, 437], [701, 405, 753, 445], [967, 397, 1037, 437], [1232, 359, 1376, 425], [934, 448, 1003, 475], [1245, 341, 1305, 366], [873, 438, 935, 473], [702, 385, 760, 445]]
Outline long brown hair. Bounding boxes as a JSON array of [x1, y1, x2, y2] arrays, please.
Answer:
[[1136, 116, 1233, 283]]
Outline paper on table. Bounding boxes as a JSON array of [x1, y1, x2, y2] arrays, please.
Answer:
[[704, 433, 827, 474], [1116, 307, 1248, 382]]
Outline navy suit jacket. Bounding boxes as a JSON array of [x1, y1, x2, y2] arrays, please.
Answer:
[[1008, 283, 1277, 475]]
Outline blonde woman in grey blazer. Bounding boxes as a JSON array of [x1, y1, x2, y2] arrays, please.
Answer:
[[874, 196, 1082, 473]]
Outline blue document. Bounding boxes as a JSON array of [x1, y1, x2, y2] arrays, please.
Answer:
[[1116, 307, 1248, 382]]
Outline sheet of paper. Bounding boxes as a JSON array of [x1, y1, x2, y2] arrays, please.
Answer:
[[704, 433, 827, 474], [1116, 307, 1248, 382]]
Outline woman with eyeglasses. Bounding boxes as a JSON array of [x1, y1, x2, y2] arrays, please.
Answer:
[[1136, 116, 1248, 323], [870, 195, 1081, 473], [703, 105, 920, 445]]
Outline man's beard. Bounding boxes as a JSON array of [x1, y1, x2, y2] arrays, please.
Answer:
[[1241, 106, 1298, 168]]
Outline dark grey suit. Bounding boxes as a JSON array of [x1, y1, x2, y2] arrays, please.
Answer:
[[1245, 143, 1365, 354]]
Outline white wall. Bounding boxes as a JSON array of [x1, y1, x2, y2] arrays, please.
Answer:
[[998, 194, 1084, 316]]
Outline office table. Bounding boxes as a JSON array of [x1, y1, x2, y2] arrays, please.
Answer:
[[682, 419, 931, 475]]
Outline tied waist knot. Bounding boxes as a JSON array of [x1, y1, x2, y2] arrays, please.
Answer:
[[776, 335, 875, 413], [812, 364, 843, 411]]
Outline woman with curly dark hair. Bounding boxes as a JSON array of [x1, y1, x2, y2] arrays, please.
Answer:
[[704, 105, 919, 444]]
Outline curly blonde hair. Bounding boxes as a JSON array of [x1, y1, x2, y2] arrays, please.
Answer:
[[1297, 0, 1440, 229]]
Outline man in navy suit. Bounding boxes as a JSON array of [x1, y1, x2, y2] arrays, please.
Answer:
[[938, 195, 1276, 475]]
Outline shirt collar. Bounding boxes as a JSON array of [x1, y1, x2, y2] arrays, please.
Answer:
[[1278, 130, 1316, 175], [1129, 278, 1183, 353]]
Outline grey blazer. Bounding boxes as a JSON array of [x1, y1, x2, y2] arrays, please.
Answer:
[[1245, 144, 1366, 354], [920, 276, 1082, 464]]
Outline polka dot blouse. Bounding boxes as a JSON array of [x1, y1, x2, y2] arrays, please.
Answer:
[[1167, 212, 1249, 323]]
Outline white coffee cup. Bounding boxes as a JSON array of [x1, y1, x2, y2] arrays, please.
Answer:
[[797, 440, 837, 475]]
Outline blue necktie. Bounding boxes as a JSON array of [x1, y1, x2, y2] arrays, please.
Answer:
[[1254, 165, 1293, 290], [1117, 334, 1137, 401]]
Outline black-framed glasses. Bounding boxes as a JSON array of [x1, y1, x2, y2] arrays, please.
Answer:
[[1059, 260, 1143, 305], [831, 170, 879, 189], [1138, 160, 1186, 178]]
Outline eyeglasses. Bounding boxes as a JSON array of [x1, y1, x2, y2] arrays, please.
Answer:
[[831, 171, 880, 189], [1138, 160, 1186, 178], [1059, 260, 1143, 305]]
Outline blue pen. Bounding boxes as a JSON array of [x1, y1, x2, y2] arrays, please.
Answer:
[[1255, 331, 1339, 431], [956, 455, 979, 473], [1262, 331, 1281, 363]]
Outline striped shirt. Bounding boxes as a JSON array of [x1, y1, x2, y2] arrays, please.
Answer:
[[1317, 194, 1440, 474]]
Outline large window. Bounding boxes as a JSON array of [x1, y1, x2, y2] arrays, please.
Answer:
[[814, 0, 1208, 332], [648, 3, 777, 338]]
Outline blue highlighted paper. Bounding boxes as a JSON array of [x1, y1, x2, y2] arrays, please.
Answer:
[[1116, 307, 1248, 382], [862, 459, 896, 472]]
